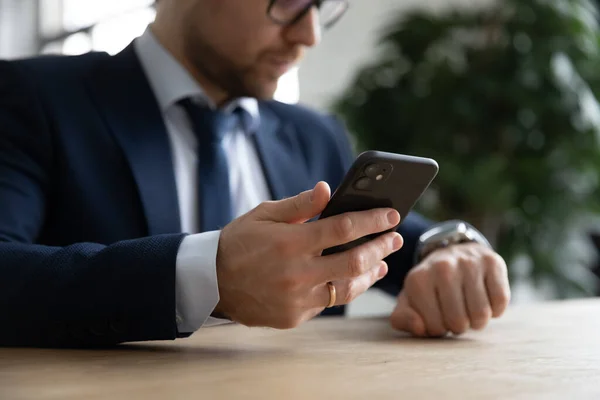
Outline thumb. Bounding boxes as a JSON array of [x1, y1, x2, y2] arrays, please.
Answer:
[[260, 181, 331, 224], [390, 292, 426, 337]]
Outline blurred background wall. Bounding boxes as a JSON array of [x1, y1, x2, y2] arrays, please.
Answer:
[[0, 0, 38, 59], [299, 0, 494, 109]]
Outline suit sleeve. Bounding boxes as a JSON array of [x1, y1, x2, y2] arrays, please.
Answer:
[[327, 116, 433, 296], [0, 60, 184, 348]]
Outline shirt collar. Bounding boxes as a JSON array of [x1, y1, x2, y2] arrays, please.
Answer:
[[133, 27, 260, 133]]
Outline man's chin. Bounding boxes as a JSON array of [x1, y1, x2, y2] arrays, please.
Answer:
[[246, 82, 278, 101]]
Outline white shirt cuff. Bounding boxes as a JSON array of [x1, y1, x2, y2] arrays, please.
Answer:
[[175, 231, 224, 333], [203, 316, 235, 327]]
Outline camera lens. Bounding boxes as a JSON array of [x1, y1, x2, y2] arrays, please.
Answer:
[[353, 177, 372, 191], [364, 164, 380, 178]]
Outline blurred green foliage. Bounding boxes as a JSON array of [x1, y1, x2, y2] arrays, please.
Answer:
[[334, 0, 600, 297]]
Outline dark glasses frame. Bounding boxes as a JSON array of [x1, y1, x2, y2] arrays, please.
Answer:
[[267, 0, 349, 29]]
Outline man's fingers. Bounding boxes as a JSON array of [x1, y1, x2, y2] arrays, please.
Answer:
[[390, 293, 426, 336], [485, 255, 511, 318], [405, 269, 447, 337], [307, 207, 401, 252], [436, 270, 469, 335], [258, 181, 331, 224], [312, 261, 388, 308], [463, 262, 493, 330], [314, 232, 402, 283]]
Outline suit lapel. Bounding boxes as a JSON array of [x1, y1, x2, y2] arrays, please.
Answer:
[[86, 45, 181, 236], [254, 104, 311, 201]]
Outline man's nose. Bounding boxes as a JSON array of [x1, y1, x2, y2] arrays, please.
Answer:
[[283, 7, 322, 48]]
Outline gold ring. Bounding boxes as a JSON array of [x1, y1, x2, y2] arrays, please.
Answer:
[[326, 282, 336, 308]]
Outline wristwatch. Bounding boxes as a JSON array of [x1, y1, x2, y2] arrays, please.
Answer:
[[414, 220, 492, 264]]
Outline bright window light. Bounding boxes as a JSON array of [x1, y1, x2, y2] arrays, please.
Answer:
[[275, 67, 300, 104], [62, 0, 154, 31], [91, 7, 156, 55], [62, 32, 92, 55]]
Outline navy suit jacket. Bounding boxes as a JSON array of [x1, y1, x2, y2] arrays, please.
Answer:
[[0, 45, 431, 347]]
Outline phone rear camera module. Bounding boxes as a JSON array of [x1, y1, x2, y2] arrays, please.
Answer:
[[353, 177, 372, 191], [365, 162, 393, 181], [364, 164, 381, 178]]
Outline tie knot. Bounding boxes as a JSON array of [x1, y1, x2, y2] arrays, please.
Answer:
[[179, 98, 242, 143]]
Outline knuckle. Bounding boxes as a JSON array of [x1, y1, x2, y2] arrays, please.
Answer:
[[435, 259, 454, 271], [428, 326, 448, 337], [279, 273, 302, 293], [456, 255, 471, 265], [342, 281, 357, 304], [493, 289, 511, 309], [347, 251, 367, 277], [435, 261, 455, 283], [405, 268, 427, 290], [380, 235, 394, 256], [408, 313, 423, 332], [334, 215, 355, 242], [257, 200, 276, 214], [471, 307, 493, 325], [374, 211, 389, 231], [370, 238, 387, 262], [292, 194, 303, 213], [257, 200, 277, 212], [481, 252, 498, 266], [490, 258, 508, 276], [460, 258, 480, 276], [257, 200, 272, 210], [471, 320, 489, 330], [449, 318, 469, 335]]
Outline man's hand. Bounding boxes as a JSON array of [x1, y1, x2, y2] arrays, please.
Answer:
[[214, 181, 404, 329], [390, 243, 511, 337]]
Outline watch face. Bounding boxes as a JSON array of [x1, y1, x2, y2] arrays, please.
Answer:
[[417, 221, 491, 261], [420, 221, 468, 242], [422, 232, 470, 254]]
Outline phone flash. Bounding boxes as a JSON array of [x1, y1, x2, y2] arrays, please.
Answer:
[[376, 174, 384, 181]]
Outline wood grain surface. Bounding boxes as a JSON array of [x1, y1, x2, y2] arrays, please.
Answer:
[[1, 299, 599, 400]]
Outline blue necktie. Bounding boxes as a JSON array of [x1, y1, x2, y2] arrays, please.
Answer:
[[179, 99, 241, 232]]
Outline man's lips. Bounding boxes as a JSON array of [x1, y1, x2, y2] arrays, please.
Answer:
[[265, 55, 300, 76]]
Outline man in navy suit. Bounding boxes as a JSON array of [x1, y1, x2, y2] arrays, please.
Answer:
[[0, 0, 510, 347]]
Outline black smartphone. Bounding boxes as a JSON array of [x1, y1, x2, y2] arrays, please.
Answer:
[[318, 150, 439, 256]]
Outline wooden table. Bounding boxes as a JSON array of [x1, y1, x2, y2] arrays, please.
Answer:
[[1, 299, 600, 400]]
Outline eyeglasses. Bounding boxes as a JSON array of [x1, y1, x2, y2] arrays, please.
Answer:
[[267, 0, 349, 30]]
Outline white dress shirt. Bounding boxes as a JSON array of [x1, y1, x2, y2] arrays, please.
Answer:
[[134, 28, 272, 333]]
